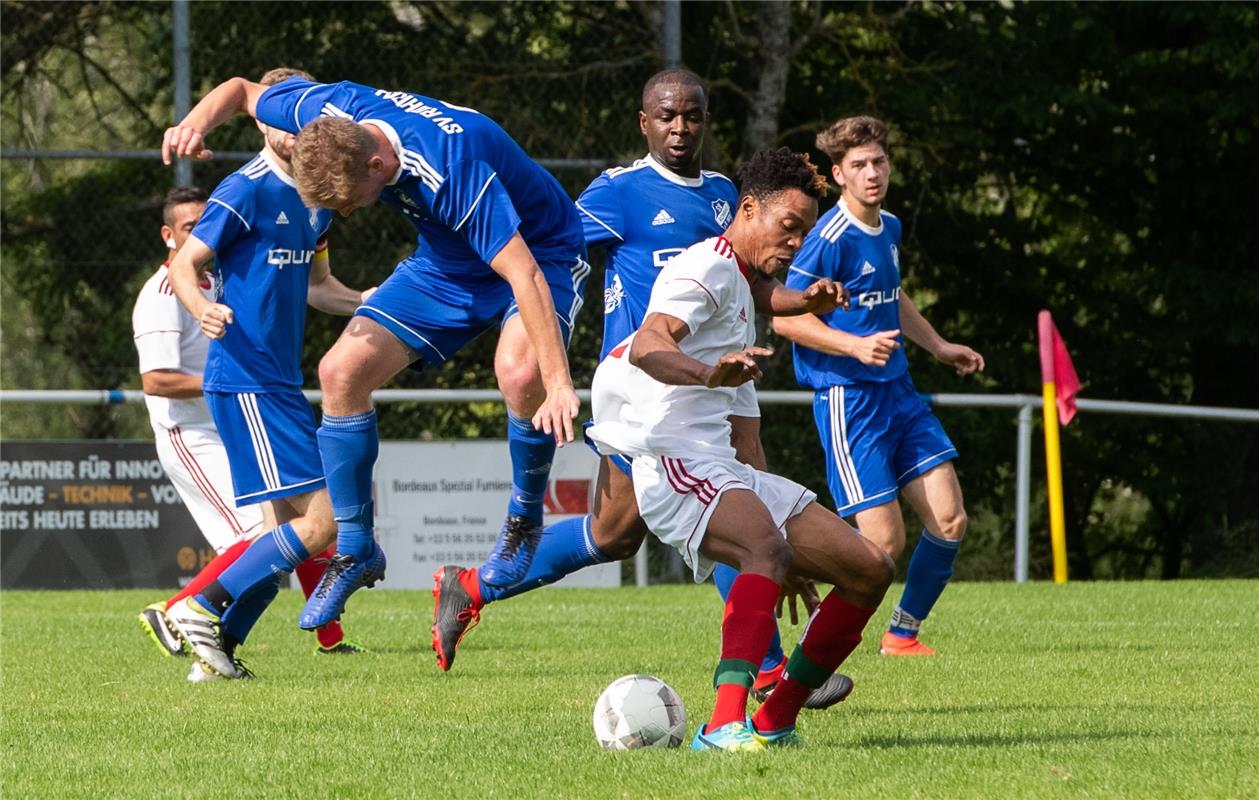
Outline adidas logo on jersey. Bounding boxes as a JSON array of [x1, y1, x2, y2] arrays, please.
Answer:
[[861, 261, 876, 276], [276, 211, 290, 225], [651, 209, 675, 226]]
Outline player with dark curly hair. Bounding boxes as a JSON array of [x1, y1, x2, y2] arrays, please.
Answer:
[[587, 147, 894, 751]]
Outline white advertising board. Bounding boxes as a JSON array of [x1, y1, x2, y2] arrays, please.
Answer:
[[370, 440, 617, 590]]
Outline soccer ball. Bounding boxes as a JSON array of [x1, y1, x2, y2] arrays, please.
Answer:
[[592, 674, 687, 750]]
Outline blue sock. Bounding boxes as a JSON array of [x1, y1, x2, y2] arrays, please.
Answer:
[[505, 412, 554, 523], [318, 410, 378, 561], [198, 523, 308, 612], [479, 515, 609, 603], [890, 529, 960, 637], [221, 573, 282, 646], [712, 562, 784, 671]]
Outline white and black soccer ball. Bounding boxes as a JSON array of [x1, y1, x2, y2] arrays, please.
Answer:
[[593, 674, 687, 750]]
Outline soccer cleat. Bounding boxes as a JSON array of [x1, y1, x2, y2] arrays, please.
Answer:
[[314, 638, 370, 655], [479, 514, 543, 588], [297, 542, 386, 630], [748, 717, 802, 748], [187, 657, 254, 682], [879, 631, 937, 656], [691, 721, 765, 752], [166, 597, 235, 677], [138, 602, 187, 657], [803, 672, 855, 709], [431, 565, 480, 672]]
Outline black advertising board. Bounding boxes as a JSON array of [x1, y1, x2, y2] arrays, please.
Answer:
[[1, 441, 213, 589]]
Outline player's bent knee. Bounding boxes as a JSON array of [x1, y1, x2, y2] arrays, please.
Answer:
[[848, 548, 895, 608], [738, 531, 793, 580], [937, 507, 968, 541]]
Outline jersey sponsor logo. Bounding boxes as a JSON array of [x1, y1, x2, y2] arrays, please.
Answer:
[[267, 248, 316, 270], [604, 273, 625, 314], [860, 261, 876, 276], [712, 199, 732, 228], [652, 247, 685, 269], [856, 286, 901, 309], [651, 209, 675, 226], [276, 211, 290, 225], [373, 90, 464, 135]]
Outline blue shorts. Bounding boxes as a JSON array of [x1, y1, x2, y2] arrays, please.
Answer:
[[205, 389, 325, 506], [583, 419, 633, 478], [812, 374, 957, 516], [356, 249, 590, 367]]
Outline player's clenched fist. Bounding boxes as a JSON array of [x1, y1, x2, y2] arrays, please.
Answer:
[[800, 278, 848, 315], [853, 328, 901, 367], [161, 125, 215, 165], [198, 303, 234, 339], [706, 347, 772, 388]]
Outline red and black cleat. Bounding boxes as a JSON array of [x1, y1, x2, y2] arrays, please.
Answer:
[[431, 565, 481, 672]]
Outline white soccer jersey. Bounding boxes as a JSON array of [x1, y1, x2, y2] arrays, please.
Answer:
[[131, 262, 214, 430], [588, 235, 756, 461]]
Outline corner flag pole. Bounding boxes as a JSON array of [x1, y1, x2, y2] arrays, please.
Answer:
[[1038, 311, 1070, 583]]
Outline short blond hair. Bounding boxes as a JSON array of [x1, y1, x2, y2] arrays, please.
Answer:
[[292, 116, 377, 208], [259, 67, 314, 86]]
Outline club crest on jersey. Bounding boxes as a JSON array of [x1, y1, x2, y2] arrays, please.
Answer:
[[651, 209, 675, 226], [890, 245, 900, 269], [712, 199, 732, 228], [604, 273, 625, 314], [309, 209, 321, 230]]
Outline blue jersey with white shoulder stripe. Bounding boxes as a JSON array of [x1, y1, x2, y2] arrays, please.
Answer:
[[576, 155, 738, 359], [192, 150, 334, 392], [785, 200, 908, 387], [255, 79, 582, 272]]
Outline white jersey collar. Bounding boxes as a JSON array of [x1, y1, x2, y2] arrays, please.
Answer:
[[644, 153, 704, 188], [839, 198, 884, 236], [259, 149, 297, 188], [362, 118, 405, 185]]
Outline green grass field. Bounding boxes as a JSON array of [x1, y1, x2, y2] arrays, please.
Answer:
[[2, 581, 1257, 799]]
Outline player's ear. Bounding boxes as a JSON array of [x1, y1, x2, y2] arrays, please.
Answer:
[[161, 224, 175, 249], [741, 194, 758, 220], [638, 110, 649, 137]]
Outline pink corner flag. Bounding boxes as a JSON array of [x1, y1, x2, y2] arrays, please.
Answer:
[[1038, 310, 1081, 425]]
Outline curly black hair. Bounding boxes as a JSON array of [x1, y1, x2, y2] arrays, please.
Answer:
[[736, 146, 829, 202]]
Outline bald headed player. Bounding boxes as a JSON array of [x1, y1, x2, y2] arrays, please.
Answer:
[[430, 71, 852, 711]]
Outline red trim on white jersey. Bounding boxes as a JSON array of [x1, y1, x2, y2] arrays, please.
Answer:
[[713, 236, 735, 259], [661, 456, 717, 503]]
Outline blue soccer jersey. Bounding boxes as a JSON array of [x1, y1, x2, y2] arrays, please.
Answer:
[[786, 200, 908, 388], [193, 151, 334, 392], [576, 155, 738, 358], [254, 79, 583, 271]]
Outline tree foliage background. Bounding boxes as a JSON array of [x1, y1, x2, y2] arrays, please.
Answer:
[[2, 1, 1256, 580]]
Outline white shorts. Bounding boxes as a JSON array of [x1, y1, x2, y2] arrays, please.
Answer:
[[632, 454, 816, 582], [153, 422, 265, 553]]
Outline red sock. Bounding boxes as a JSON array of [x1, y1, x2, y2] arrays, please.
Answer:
[[165, 539, 250, 610], [753, 590, 876, 732], [458, 568, 485, 610], [295, 549, 345, 648], [709, 572, 781, 730]]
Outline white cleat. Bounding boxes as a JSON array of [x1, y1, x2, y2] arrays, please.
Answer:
[[166, 597, 235, 677]]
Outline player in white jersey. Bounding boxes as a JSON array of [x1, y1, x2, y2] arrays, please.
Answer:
[[774, 117, 984, 657], [588, 148, 893, 752], [133, 186, 265, 657]]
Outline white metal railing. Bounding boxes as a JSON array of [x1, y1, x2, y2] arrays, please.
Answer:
[[2, 389, 1256, 583]]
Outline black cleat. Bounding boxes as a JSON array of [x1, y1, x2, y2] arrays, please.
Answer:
[[803, 672, 855, 709], [431, 566, 480, 672]]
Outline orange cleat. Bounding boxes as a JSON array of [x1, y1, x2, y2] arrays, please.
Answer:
[[879, 631, 937, 656], [749, 660, 785, 702]]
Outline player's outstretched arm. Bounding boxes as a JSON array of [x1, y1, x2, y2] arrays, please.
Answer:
[[306, 247, 374, 315], [899, 293, 984, 376], [489, 233, 578, 444], [629, 312, 770, 388], [168, 235, 234, 339], [162, 77, 268, 165], [752, 276, 848, 317], [772, 313, 900, 367]]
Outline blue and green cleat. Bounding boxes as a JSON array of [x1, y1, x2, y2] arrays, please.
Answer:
[[298, 543, 386, 630], [691, 721, 765, 752], [748, 717, 802, 748]]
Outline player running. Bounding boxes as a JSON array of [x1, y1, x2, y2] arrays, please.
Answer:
[[587, 147, 893, 751], [774, 116, 984, 656], [430, 69, 851, 710], [163, 69, 373, 679], [163, 69, 589, 631], [133, 186, 265, 656]]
